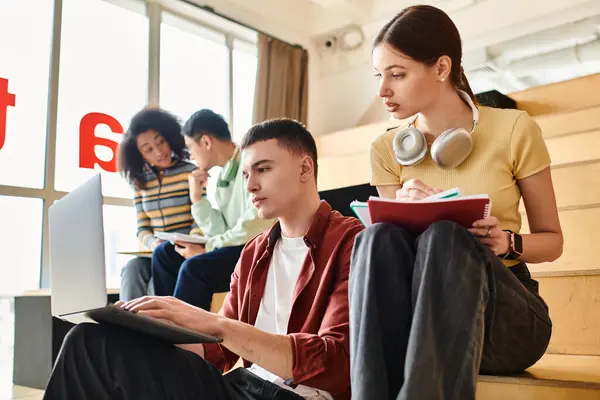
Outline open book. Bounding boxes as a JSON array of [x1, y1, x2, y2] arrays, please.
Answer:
[[154, 232, 208, 245], [350, 188, 492, 233]]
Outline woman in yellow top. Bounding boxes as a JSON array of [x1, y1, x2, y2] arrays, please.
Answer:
[[348, 5, 563, 400]]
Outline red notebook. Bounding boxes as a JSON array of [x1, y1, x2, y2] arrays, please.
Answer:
[[367, 195, 492, 233]]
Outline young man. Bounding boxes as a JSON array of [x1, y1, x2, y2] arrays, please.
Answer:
[[43, 119, 363, 400], [152, 109, 274, 310]]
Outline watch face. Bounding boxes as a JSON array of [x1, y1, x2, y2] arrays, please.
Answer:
[[513, 233, 523, 255]]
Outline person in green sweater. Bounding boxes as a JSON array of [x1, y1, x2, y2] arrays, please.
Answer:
[[152, 109, 275, 310]]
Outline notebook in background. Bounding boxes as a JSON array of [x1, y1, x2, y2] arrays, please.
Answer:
[[350, 202, 372, 226], [154, 232, 208, 245]]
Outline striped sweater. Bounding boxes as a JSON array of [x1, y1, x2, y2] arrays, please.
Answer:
[[134, 160, 206, 249]]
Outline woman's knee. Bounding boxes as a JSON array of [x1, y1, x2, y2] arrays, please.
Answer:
[[417, 220, 487, 275], [356, 222, 411, 247], [121, 257, 150, 278], [422, 220, 463, 238], [364, 222, 404, 235], [419, 220, 477, 251], [351, 223, 415, 281]]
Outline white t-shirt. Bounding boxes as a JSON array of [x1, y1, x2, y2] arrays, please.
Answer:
[[247, 235, 334, 400]]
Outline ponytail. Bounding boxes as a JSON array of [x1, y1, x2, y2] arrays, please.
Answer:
[[455, 67, 477, 104]]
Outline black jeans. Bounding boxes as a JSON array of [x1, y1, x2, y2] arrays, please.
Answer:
[[349, 221, 552, 400], [152, 242, 244, 310], [43, 323, 304, 400]]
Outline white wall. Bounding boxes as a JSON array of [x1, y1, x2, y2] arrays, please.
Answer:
[[310, 63, 378, 135]]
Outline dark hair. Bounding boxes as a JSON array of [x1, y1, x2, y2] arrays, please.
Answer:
[[374, 5, 476, 101], [240, 118, 318, 179], [117, 107, 189, 190], [182, 109, 231, 142]]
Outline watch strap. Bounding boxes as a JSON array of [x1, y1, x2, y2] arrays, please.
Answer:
[[501, 230, 522, 260]]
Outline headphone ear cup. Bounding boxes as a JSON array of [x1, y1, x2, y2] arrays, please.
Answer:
[[393, 127, 427, 166], [430, 128, 473, 169]]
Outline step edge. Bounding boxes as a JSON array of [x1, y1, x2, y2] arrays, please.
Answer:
[[478, 374, 600, 390], [543, 128, 600, 140], [521, 201, 600, 214], [551, 158, 600, 170], [546, 347, 600, 357], [533, 104, 600, 120], [531, 269, 600, 278]]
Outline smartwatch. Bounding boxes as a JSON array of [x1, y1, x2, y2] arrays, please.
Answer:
[[501, 230, 523, 260]]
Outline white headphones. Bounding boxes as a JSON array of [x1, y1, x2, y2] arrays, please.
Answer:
[[392, 90, 479, 169]]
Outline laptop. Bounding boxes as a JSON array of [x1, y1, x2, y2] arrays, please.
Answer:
[[49, 174, 222, 344]]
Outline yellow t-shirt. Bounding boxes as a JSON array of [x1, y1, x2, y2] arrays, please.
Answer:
[[370, 106, 551, 265]]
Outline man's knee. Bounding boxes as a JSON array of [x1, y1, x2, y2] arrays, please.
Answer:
[[152, 241, 176, 273], [62, 323, 104, 352], [152, 241, 171, 259], [178, 257, 203, 280]]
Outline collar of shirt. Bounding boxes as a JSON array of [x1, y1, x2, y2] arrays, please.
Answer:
[[216, 146, 241, 188]]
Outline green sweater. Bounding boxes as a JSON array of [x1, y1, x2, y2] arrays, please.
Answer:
[[191, 147, 275, 252]]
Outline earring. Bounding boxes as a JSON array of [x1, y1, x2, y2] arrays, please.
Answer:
[[440, 77, 446, 82]]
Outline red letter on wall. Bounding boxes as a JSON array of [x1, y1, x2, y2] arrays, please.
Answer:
[[0, 78, 17, 151], [79, 112, 124, 173]]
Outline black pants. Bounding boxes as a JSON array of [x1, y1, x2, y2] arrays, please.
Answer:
[[152, 242, 244, 310], [349, 222, 552, 400], [43, 323, 303, 400]]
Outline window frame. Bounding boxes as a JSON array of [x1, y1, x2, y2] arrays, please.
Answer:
[[0, 0, 257, 289]]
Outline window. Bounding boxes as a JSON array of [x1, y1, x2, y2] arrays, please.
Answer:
[[0, 1, 259, 382], [0, 1, 53, 189], [54, 0, 148, 199], [0, 0, 258, 294], [0, 196, 43, 295], [103, 205, 139, 288], [159, 11, 229, 122], [232, 39, 258, 141]]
